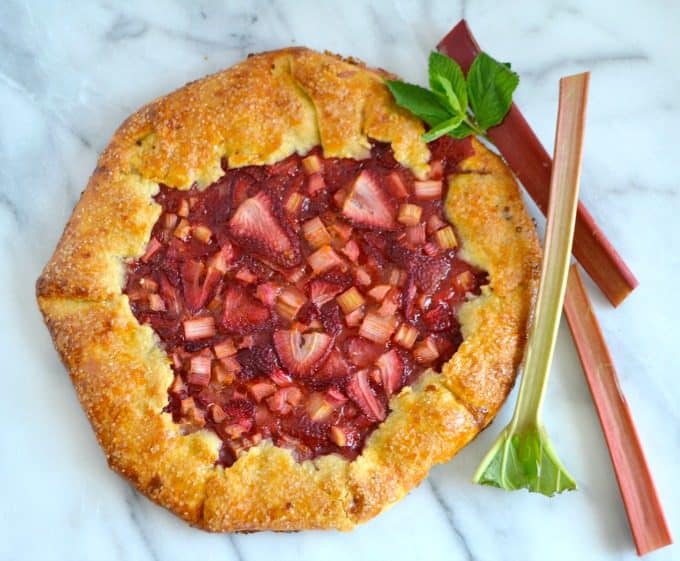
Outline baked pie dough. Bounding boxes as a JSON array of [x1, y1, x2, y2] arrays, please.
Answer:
[[37, 48, 540, 531]]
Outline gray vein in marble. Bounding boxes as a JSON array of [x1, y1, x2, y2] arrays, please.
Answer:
[[105, 14, 149, 42], [125, 488, 160, 561], [0, 71, 94, 149], [227, 535, 245, 561], [523, 53, 649, 81], [0, 191, 23, 226], [428, 479, 475, 561], [604, 182, 676, 198]]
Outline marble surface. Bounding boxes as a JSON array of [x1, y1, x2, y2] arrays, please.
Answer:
[[1, 1, 678, 559]]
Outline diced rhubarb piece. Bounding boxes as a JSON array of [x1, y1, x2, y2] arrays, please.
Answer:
[[342, 170, 396, 230], [270, 368, 293, 387], [423, 242, 440, 256], [187, 369, 211, 387], [235, 267, 258, 284], [359, 312, 397, 344], [344, 307, 365, 327], [141, 237, 162, 263], [220, 355, 242, 374], [340, 239, 360, 263], [302, 217, 332, 249], [164, 212, 178, 230], [376, 350, 403, 397], [302, 153, 323, 174], [413, 336, 440, 364], [275, 286, 307, 321], [354, 266, 372, 287], [426, 214, 447, 234], [174, 218, 192, 240], [266, 387, 297, 414], [273, 330, 333, 377], [177, 198, 190, 217], [193, 224, 213, 243], [307, 173, 326, 196], [453, 270, 476, 292], [183, 317, 216, 341], [435, 226, 458, 249], [386, 171, 409, 199], [208, 241, 236, 274], [393, 324, 418, 349], [249, 381, 276, 403], [213, 339, 237, 359], [255, 281, 282, 307], [306, 392, 335, 421], [229, 192, 296, 265], [337, 286, 365, 314], [386, 266, 406, 287], [222, 286, 270, 332], [405, 224, 426, 246], [398, 203, 423, 226], [377, 288, 401, 316], [284, 191, 305, 214], [414, 179, 443, 200], [169, 373, 184, 394], [309, 280, 343, 307], [307, 245, 345, 275], [209, 403, 227, 423], [140, 277, 158, 292], [367, 284, 391, 302], [428, 159, 444, 180], [148, 293, 166, 312], [285, 265, 307, 284], [328, 221, 353, 243], [330, 426, 348, 447], [347, 370, 385, 421]]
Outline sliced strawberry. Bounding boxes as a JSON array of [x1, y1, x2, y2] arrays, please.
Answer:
[[222, 286, 270, 332], [273, 330, 333, 377], [341, 170, 396, 230], [319, 301, 343, 336], [314, 348, 351, 386], [414, 256, 451, 295], [422, 302, 454, 332], [347, 370, 385, 421], [180, 259, 204, 312], [309, 280, 344, 307], [344, 336, 384, 368], [375, 350, 403, 397], [229, 192, 299, 266]]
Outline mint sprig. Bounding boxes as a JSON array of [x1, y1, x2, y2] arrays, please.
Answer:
[[386, 51, 519, 142]]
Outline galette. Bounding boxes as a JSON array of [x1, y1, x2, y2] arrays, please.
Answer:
[[37, 47, 539, 531]]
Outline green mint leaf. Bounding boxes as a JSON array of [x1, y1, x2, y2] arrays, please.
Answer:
[[467, 52, 519, 131], [386, 80, 451, 127], [433, 75, 463, 115], [448, 121, 475, 139], [429, 52, 468, 113], [421, 115, 464, 143]]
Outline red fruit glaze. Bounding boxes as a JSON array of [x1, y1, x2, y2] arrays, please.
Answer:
[[124, 139, 486, 466]]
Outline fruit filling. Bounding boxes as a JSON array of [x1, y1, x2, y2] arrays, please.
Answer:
[[125, 137, 487, 466]]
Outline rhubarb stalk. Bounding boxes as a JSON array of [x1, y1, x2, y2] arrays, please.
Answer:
[[438, 20, 638, 307], [473, 73, 589, 495], [564, 265, 673, 555]]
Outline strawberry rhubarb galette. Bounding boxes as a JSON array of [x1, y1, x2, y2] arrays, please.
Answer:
[[37, 48, 540, 531]]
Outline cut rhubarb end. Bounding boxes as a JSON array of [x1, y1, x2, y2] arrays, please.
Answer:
[[303, 217, 332, 249], [307, 245, 345, 275], [398, 203, 423, 226], [183, 317, 216, 341], [414, 180, 443, 200], [437, 20, 638, 306], [276, 287, 307, 321], [337, 286, 365, 314], [434, 226, 458, 249], [393, 324, 418, 349], [302, 153, 323, 175], [359, 312, 397, 344], [413, 336, 440, 364]]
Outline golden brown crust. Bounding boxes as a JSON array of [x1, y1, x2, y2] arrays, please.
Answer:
[[36, 48, 540, 531]]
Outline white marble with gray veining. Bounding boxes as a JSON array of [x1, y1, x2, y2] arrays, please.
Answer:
[[1, 1, 678, 560]]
